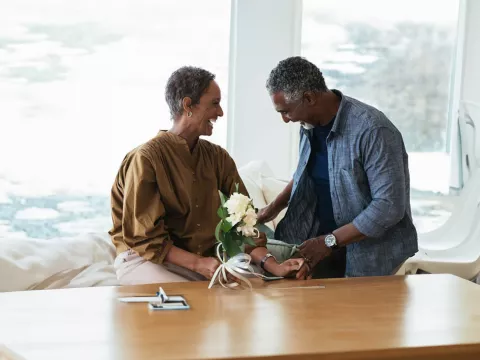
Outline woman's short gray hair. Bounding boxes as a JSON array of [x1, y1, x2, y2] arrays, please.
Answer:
[[266, 57, 328, 103], [165, 66, 216, 119]]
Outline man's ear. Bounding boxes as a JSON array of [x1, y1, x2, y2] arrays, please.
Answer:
[[182, 97, 192, 113], [303, 91, 316, 105]]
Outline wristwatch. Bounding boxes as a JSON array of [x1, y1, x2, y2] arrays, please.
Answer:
[[260, 253, 276, 271], [324, 233, 339, 250]]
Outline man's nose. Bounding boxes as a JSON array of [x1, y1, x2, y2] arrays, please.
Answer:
[[217, 105, 224, 117], [282, 114, 290, 123]]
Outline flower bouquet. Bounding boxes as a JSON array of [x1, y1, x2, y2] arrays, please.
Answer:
[[208, 184, 264, 289]]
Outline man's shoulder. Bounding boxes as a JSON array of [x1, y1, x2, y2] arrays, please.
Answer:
[[341, 95, 400, 133]]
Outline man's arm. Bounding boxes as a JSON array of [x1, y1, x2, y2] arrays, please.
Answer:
[[298, 126, 408, 277], [333, 127, 407, 245], [346, 126, 407, 241]]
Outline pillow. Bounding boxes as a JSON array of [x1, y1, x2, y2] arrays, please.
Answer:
[[240, 176, 276, 230], [261, 176, 289, 228], [238, 162, 276, 230], [238, 160, 274, 183]]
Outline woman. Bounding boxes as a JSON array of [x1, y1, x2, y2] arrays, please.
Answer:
[[109, 66, 303, 285]]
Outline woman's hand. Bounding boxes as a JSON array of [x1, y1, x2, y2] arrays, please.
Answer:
[[193, 257, 221, 279], [268, 258, 305, 278]]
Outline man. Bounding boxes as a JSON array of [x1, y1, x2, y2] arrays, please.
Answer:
[[258, 56, 418, 278]]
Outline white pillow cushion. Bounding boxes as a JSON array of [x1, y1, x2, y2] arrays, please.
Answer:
[[239, 161, 275, 230], [262, 176, 289, 228]]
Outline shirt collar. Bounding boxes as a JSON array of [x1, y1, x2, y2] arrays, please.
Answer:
[[301, 89, 346, 137], [329, 89, 347, 135]]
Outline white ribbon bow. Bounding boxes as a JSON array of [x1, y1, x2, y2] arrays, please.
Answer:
[[208, 243, 282, 290]]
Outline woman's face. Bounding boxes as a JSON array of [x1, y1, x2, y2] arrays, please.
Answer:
[[190, 80, 223, 137]]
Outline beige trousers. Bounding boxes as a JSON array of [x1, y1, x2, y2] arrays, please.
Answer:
[[114, 250, 206, 285]]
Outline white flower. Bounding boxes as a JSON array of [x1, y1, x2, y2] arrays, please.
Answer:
[[227, 213, 243, 226], [224, 193, 250, 218], [237, 225, 256, 237], [243, 207, 257, 227]]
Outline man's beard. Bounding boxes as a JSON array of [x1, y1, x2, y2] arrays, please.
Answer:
[[300, 122, 314, 130]]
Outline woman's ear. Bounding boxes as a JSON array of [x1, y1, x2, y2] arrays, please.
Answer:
[[182, 97, 192, 114]]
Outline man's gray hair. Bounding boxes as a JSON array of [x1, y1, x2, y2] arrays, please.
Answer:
[[165, 66, 215, 119], [266, 57, 328, 102]]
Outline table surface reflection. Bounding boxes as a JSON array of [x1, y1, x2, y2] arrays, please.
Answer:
[[1, 274, 480, 360]]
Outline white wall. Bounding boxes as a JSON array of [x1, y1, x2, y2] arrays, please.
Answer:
[[227, 0, 302, 180], [449, 0, 480, 189], [460, 0, 480, 104]]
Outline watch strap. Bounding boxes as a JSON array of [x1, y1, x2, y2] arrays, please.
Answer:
[[260, 253, 276, 271]]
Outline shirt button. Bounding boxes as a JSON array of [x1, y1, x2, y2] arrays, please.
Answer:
[[197, 224, 200, 227], [195, 204, 199, 208]]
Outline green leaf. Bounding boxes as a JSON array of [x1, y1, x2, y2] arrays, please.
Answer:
[[222, 236, 242, 257], [244, 237, 256, 246], [230, 231, 242, 241], [221, 220, 234, 233], [218, 190, 227, 206], [215, 221, 222, 242], [217, 206, 227, 219]]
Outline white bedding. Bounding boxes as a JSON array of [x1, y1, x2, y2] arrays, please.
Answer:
[[0, 232, 118, 292]]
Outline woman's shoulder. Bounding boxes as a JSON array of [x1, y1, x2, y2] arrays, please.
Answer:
[[137, 131, 172, 157], [198, 139, 231, 159]]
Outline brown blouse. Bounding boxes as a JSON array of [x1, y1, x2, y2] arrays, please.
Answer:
[[109, 131, 247, 264]]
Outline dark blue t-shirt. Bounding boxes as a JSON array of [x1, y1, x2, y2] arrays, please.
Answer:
[[307, 119, 337, 235]]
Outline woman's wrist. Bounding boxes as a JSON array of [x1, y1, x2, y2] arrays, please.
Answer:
[[191, 254, 206, 272], [263, 256, 280, 274]]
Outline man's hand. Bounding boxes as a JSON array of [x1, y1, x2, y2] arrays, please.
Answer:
[[296, 236, 332, 279], [193, 257, 221, 279], [257, 203, 282, 224]]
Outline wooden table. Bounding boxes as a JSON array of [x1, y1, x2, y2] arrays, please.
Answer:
[[1, 274, 480, 360]]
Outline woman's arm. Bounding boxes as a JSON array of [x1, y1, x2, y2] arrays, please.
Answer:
[[246, 234, 303, 278], [165, 246, 220, 279], [121, 151, 220, 279]]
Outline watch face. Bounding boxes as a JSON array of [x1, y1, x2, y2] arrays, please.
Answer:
[[325, 234, 337, 247]]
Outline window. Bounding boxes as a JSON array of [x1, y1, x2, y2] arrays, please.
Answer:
[[0, 0, 231, 239], [302, 0, 459, 233]]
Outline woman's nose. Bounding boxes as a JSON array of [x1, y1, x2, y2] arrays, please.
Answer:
[[217, 105, 224, 117]]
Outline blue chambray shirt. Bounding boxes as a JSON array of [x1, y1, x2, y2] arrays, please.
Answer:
[[275, 90, 418, 277]]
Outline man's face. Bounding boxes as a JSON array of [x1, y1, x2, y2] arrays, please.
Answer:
[[271, 92, 313, 128]]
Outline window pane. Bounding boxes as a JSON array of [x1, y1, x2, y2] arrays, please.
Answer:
[[0, 0, 230, 239], [302, 0, 459, 233]]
